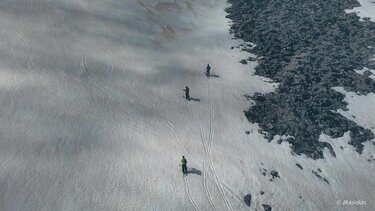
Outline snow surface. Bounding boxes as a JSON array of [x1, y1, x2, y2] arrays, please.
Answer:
[[354, 67, 375, 80], [0, 0, 374, 210], [345, 0, 375, 22]]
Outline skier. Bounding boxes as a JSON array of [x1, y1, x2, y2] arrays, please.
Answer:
[[183, 86, 190, 100], [180, 156, 188, 174], [206, 64, 211, 77]]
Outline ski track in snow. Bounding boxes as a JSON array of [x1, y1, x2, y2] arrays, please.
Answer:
[[81, 39, 183, 149], [207, 78, 234, 211], [193, 79, 234, 211], [81, 49, 164, 139], [76, 0, 147, 125], [72, 2, 234, 210], [78, 4, 195, 202], [2, 0, 375, 210], [79, 12, 197, 206], [76, 0, 210, 208], [183, 176, 200, 211], [194, 111, 217, 210], [220, 181, 244, 203], [82, 46, 169, 131], [6, 27, 33, 70]]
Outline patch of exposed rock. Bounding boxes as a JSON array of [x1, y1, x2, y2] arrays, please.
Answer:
[[226, 0, 375, 159]]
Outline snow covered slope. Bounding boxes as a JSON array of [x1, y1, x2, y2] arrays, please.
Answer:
[[0, 0, 374, 210]]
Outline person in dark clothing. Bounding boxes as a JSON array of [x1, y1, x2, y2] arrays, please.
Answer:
[[206, 64, 211, 76], [180, 156, 187, 174], [183, 86, 190, 100]]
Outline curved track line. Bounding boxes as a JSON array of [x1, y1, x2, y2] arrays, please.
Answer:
[[54, 10, 65, 28], [149, 105, 193, 153], [75, 4, 179, 137], [82, 48, 194, 205], [75, 0, 161, 131], [154, 115, 196, 208], [81, 48, 162, 129], [183, 176, 200, 211], [194, 112, 217, 210], [7, 27, 33, 69], [39, 76, 160, 140], [81, 49, 160, 138], [220, 181, 243, 203], [75, 5, 194, 206], [206, 79, 233, 211]]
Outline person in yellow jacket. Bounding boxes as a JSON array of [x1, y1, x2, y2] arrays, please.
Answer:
[[180, 156, 187, 174]]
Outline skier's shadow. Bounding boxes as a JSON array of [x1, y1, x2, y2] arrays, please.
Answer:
[[187, 168, 202, 175], [207, 74, 220, 78], [187, 97, 200, 102]]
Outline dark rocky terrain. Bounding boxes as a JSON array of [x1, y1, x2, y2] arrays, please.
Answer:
[[296, 163, 303, 169], [312, 170, 330, 184], [262, 204, 272, 211], [226, 0, 375, 159], [244, 194, 252, 206]]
